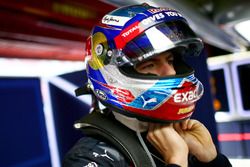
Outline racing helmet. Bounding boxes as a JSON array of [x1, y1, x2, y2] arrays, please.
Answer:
[[82, 3, 204, 122]]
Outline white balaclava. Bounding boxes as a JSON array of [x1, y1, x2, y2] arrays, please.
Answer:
[[112, 111, 149, 132]]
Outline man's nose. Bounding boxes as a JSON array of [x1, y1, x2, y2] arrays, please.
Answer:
[[158, 62, 176, 76]]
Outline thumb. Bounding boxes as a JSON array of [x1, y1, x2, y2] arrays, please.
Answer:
[[173, 122, 184, 135]]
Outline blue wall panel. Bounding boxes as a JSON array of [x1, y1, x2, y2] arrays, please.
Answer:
[[0, 77, 51, 167], [49, 83, 90, 161], [49, 70, 90, 162]]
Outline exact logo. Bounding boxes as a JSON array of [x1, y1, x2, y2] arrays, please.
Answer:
[[174, 90, 198, 103]]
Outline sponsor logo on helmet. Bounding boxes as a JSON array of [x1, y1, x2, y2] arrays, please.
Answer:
[[114, 21, 141, 48], [141, 96, 157, 108], [178, 104, 195, 114], [95, 44, 104, 56], [99, 83, 135, 103], [95, 89, 107, 101], [121, 25, 140, 38], [112, 87, 134, 103], [102, 15, 130, 26], [141, 13, 165, 25], [137, 51, 155, 62], [114, 11, 183, 49], [141, 12, 182, 26], [147, 7, 175, 14], [165, 11, 182, 17], [174, 90, 198, 103]]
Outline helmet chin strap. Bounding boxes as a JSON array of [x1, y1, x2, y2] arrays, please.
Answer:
[[112, 111, 149, 132]]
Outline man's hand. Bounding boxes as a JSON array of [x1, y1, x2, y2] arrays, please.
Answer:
[[174, 119, 217, 162], [147, 123, 188, 167]]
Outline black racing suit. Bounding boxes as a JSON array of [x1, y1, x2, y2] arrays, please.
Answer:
[[63, 110, 232, 167], [63, 133, 232, 167]]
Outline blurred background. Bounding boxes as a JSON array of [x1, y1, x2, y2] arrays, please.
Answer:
[[0, 0, 250, 166]]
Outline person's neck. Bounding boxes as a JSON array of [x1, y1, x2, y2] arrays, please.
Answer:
[[112, 111, 149, 132]]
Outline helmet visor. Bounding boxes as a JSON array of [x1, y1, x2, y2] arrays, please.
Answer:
[[116, 20, 203, 66]]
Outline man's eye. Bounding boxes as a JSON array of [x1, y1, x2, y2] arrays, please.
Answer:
[[141, 64, 154, 70], [168, 60, 174, 65]]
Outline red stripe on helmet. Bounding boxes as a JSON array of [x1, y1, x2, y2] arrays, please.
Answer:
[[114, 21, 144, 49]]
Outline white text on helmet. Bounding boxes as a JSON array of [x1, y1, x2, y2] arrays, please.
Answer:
[[141, 12, 182, 26], [121, 25, 139, 38], [174, 90, 198, 103], [147, 8, 173, 14], [165, 11, 182, 17], [141, 13, 165, 25]]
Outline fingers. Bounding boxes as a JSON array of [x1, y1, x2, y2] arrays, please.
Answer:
[[175, 119, 202, 130], [173, 120, 189, 134], [173, 122, 182, 134], [180, 119, 189, 130], [146, 122, 189, 166], [148, 123, 172, 132], [146, 129, 163, 155], [147, 123, 173, 155], [147, 123, 161, 142]]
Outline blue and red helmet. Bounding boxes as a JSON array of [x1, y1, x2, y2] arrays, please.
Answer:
[[84, 4, 204, 122]]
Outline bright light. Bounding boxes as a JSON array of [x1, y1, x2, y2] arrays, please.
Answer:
[[229, 159, 250, 167], [0, 58, 85, 77], [234, 19, 250, 42]]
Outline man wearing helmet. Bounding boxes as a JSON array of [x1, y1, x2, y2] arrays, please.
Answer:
[[63, 3, 232, 167]]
